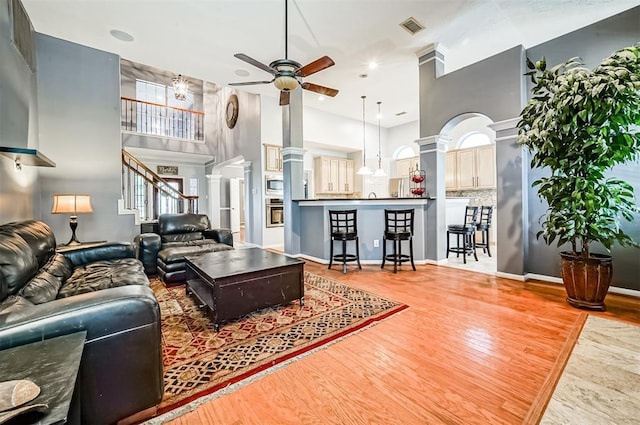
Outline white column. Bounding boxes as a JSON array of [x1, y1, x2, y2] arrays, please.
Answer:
[[206, 174, 222, 228]]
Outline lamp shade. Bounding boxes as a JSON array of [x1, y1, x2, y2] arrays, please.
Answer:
[[52, 195, 93, 215]]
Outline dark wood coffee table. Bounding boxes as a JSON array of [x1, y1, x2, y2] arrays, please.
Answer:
[[185, 248, 305, 331]]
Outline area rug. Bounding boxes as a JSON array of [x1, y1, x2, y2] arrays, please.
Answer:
[[150, 271, 408, 416], [540, 315, 640, 424]]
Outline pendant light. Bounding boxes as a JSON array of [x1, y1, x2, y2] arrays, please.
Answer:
[[373, 101, 387, 177], [356, 95, 373, 176]]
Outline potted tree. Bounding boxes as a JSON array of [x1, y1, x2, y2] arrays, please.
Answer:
[[518, 44, 640, 311]]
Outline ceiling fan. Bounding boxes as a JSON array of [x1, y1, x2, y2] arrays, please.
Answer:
[[228, 0, 338, 106]]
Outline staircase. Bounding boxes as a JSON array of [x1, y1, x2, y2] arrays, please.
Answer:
[[121, 149, 198, 222]]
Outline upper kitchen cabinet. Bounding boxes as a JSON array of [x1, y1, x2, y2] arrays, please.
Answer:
[[445, 151, 457, 190], [396, 156, 420, 177], [265, 144, 282, 172], [314, 156, 354, 194], [448, 144, 496, 190]]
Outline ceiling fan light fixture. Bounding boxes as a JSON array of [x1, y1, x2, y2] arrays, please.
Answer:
[[274, 75, 298, 91]]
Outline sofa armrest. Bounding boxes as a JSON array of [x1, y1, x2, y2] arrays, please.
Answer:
[[203, 228, 234, 247], [134, 233, 162, 275], [62, 242, 135, 267], [0, 286, 163, 424]]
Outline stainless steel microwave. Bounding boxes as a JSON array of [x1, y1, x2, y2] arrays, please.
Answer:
[[265, 175, 283, 195]]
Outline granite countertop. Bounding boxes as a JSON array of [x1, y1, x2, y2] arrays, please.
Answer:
[[294, 197, 436, 201]]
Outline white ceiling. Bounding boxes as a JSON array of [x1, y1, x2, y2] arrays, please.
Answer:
[[22, 0, 639, 128]]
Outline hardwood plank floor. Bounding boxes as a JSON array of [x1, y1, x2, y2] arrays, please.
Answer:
[[166, 262, 640, 425]]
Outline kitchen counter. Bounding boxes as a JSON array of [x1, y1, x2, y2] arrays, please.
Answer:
[[292, 197, 435, 264]]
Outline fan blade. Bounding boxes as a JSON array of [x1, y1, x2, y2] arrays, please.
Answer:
[[297, 56, 335, 77], [279, 91, 290, 106], [301, 82, 339, 97], [228, 80, 273, 86], [233, 53, 275, 74]]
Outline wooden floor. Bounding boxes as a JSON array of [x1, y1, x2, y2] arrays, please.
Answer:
[[166, 262, 640, 425]]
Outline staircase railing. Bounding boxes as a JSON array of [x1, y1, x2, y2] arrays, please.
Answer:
[[121, 149, 198, 221], [121, 97, 205, 141]]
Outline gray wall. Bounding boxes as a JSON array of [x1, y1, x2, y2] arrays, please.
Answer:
[[35, 34, 136, 243], [419, 45, 527, 273], [0, 0, 41, 223], [524, 6, 640, 289], [420, 45, 525, 137]]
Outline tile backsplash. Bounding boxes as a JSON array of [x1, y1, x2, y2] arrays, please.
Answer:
[[446, 189, 496, 207]]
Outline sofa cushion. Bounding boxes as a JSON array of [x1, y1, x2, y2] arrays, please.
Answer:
[[19, 254, 73, 304], [2, 221, 56, 268], [158, 213, 210, 235], [57, 258, 149, 299], [0, 232, 38, 297], [0, 295, 34, 315], [161, 232, 204, 244], [158, 242, 233, 264]]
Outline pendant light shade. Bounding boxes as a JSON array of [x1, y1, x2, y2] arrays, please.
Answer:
[[356, 95, 373, 176], [373, 100, 387, 177]]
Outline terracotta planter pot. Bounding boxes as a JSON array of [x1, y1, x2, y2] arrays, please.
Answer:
[[560, 252, 612, 311]]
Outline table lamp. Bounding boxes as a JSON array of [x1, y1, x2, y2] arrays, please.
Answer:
[[51, 194, 93, 245]]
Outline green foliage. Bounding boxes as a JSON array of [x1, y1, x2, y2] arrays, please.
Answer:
[[518, 45, 640, 258]]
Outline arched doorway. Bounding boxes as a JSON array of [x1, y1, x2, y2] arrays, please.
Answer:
[[440, 113, 497, 274]]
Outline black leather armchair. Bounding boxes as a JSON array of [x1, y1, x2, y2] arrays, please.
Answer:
[[135, 213, 234, 285], [0, 220, 163, 425]]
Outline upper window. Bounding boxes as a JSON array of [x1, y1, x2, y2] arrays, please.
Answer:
[[395, 146, 416, 159], [134, 79, 199, 140], [457, 132, 491, 149]]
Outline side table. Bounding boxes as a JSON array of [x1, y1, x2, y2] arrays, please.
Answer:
[[55, 241, 107, 253], [0, 332, 86, 424]]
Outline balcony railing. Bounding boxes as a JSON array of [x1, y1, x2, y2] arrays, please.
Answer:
[[121, 97, 205, 141], [121, 150, 198, 221]]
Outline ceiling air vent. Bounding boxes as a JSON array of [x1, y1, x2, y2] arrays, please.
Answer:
[[10, 0, 36, 72], [399, 17, 425, 35]]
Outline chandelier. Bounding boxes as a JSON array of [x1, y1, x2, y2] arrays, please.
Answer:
[[172, 74, 189, 101], [356, 95, 372, 176], [373, 101, 387, 177]]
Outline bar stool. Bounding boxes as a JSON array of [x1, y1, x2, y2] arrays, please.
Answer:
[[446, 206, 479, 264], [328, 210, 362, 274], [475, 205, 494, 257], [381, 209, 416, 273]]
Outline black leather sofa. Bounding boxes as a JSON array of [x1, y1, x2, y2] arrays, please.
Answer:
[[135, 213, 234, 284], [0, 220, 163, 425]]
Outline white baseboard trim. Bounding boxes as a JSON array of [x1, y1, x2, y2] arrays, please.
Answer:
[[290, 254, 431, 267], [609, 286, 640, 298], [426, 258, 449, 265], [495, 271, 526, 281], [524, 273, 640, 298], [525, 273, 563, 284]]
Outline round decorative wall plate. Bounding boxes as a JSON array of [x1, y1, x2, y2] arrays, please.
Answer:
[[226, 94, 239, 129]]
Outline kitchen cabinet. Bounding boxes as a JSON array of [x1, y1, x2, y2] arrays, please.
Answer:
[[314, 156, 355, 194], [265, 144, 282, 172], [447, 144, 496, 190], [445, 152, 457, 190], [396, 156, 420, 177]]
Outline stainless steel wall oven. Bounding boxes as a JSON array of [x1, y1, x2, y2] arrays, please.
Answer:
[[266, 198, 284, 227]]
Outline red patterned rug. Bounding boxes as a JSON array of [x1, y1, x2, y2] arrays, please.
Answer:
[[151, 271, 408, 416]]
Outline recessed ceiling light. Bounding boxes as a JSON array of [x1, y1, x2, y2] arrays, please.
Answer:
[[368, 62, 378, 70], [358, 73, 368, 79], [110, 29, 134, 42], [234, 69, 250, 77], [395, 111, 407, 116], [318, 95, 325, 101]]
